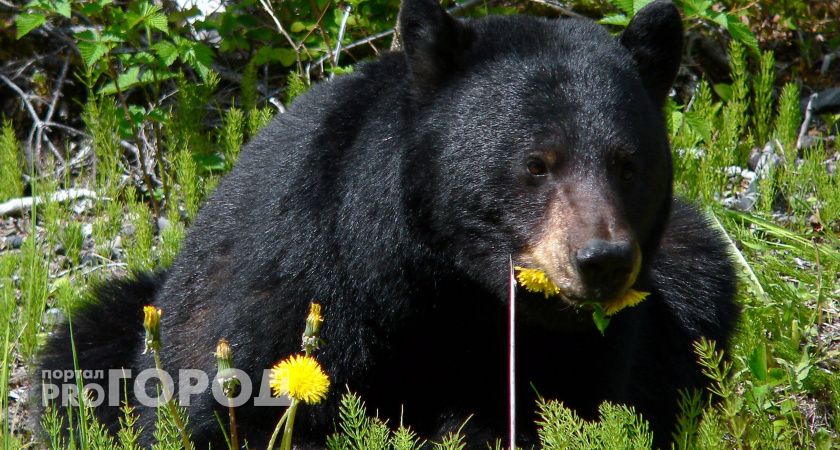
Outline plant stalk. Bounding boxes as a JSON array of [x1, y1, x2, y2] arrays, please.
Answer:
[[265, 406, 291, 450], [152, 351, 192, 450]]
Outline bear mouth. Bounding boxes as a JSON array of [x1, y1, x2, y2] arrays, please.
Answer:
[[513, 262, 641, 308]]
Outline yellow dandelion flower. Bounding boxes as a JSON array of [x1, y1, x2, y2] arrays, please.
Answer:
[[269, 354, 330, 405], [514, 266, 561, 298], [603, 289, 649, 316]]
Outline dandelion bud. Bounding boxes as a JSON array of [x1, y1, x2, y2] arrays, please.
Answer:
[[302, 302, 323, 354], [305, 302, 323, 336], [215, 338, 239, 397], [142, 305, 162, 354]]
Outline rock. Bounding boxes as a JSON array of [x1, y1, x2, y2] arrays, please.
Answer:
[[749, 143, 782, 177], [157, 216, 170, 233], [811, 87, 840, 115], [723, 192, 758, 212], [826, 152, 838, 175], [5, 235, 23, 249], [43, 307, 65, 327], [80, 253, 96, 267]]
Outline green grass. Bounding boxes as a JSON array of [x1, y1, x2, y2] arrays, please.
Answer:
[[0, 37, 837, 450]]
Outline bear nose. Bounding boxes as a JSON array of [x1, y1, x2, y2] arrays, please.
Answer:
[[575, 239, 635, 294]]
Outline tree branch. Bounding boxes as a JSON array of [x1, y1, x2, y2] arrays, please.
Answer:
[[0, 189, 100, 217]]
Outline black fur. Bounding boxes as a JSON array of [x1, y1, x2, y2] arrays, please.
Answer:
[[39, 273, 163, 432], [40, 1, 738, 448]]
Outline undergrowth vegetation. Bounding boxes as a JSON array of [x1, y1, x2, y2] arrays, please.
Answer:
[[0, 0, 838, 448]]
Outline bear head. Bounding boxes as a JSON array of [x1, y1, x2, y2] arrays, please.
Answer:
[[400, 0, 683, 313]]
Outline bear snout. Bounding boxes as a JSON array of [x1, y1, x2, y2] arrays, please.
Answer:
[[574, 238, 641, 302]]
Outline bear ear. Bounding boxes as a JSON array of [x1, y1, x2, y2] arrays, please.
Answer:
[[619, 0, 683, 106], [399, 0, 472, 92]]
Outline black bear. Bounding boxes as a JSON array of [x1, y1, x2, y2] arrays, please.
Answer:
[[40, 0, 738, 448]]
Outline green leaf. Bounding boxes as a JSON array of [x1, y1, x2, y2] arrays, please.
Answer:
[[147, 107, 167, 122], [97, 66, 140, 95], [77, 39, 109, 68], [54, 0, 71, 18], [193, 153, 226, 172], [116, 104, 146, 139], [608, 0, 633, 16], [680, 0, 711, 17], [130, 51, 156, 66], [254, 47, 298, 67], [598, 14, 630, 27], [79, 0, 111, 14], [24, 0, 48, 8], [725, 18, 760, 55], [747, 344, 767, 382], [632, 0, 655, 14], [98, 68, 176, 95], [793, 351, 811, 384], [767, 368, 786, 382], [713, 83, 733, 101], [173, 36, 215, 79], [277, 48, 298, 67], [252, 46, 275, 65], [124, 10, 143, 29], [290, 21, 307, 33], [152, 41, 178, 66], [669, 110, 683, 137], [712, 12, 729, 28], [74, 29, 95, 41], [189, 42, 215, 80], [749, 384, 769, 405], [592, 306, 610, 336], [146, 12, 169, 34], [684, 112, 712, 142], [15, 13, 46, 39]]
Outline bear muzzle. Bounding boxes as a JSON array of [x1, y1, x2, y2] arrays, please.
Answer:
[[574, 239, 642, 302]]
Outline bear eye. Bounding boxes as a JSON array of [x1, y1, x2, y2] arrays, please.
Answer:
[[620, 163, 635, 182], [526, 158, 548, 177]]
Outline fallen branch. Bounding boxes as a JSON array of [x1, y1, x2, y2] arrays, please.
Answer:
[[0, 189, 101, 217], [332, 5, 352, 69], [796, 93, 818, 152]]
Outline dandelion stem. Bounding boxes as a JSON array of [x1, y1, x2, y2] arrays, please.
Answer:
[[152, 351, 192, 450], [280, 400, 299, 450], [228, 398, 239, 450], [265, 406, 291, 450]]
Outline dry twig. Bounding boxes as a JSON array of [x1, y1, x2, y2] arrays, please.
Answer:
[[0, 189, 101, 217]]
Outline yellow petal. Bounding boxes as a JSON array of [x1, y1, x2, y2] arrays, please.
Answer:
[[603, 289, 649, 316], [514, 266, 561, 299], [269, 354, 330, 404]]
